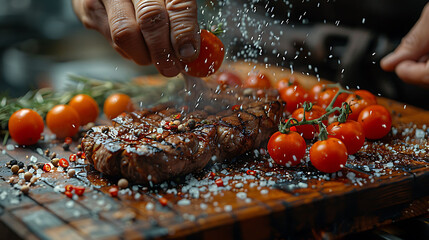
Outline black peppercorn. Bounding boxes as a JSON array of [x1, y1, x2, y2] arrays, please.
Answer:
[[62, 143, 70, 151], [10, 160, 17, 166], [17, 161, 24, 169]]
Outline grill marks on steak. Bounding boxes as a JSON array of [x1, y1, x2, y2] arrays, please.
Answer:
[[82, 92, 284, 184]]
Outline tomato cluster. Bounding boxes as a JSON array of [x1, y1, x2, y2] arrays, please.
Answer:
[[9, 92, 135, 144], [264, 76, 392, 173]]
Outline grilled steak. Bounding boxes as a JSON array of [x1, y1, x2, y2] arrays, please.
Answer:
[[81, 88, 284, 184]]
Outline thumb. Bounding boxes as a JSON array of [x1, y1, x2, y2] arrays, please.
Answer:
[[381, 4, 429, 71], [166, 0, 200, 62]]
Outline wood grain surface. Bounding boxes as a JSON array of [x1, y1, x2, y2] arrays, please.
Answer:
[[0, 62, 428, 240]]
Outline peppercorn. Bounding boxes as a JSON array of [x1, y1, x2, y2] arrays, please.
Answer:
[[50, 152, 57, 159], [10, 160, 17, 166], [18, 169, 25, 174], [36, 162, 45, 169], [177, 124, 186, 132], [62, 143, 70, 151], [24, 172, 33, 182], [51, 158, 60, 167], [11, 165, 19, 174], [68, 169, 76, 178], [30, 176, 38, 185], [118, 178, 129, 189], [17, 161, 24, 169], [21, 185, 29, 195], [44, 149, 50, 157], [27, 164, 34, 171]]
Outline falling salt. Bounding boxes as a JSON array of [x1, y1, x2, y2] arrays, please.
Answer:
[[415, 129, 425, 139], [1, 150, 5, 155], [36, 148, 43, 155], [362, 18, 366, 24]]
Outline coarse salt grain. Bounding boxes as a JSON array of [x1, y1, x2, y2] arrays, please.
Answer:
[[236, 192, 247, 199], [200, 203, 208, 210], [177, 199, 191, 206], [260, 189, 268, 195], [224, 205, 232, 212], [6, 144, 14, 151], [30, 156, 37, 163], [146, 202, 154, 210]]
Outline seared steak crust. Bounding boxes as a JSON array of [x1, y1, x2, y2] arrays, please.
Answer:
[[82, 89, 284, 184]]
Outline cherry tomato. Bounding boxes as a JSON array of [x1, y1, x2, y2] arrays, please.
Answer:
[[8, 109, 44, 145], [46, 105, 80, 139], [279, 85, 308, 113], [310, 138, 348, 173], [267, 131, 307, 166], [346, 90, 377, 121], [109, 187, 119, 197], [59, 158, 69, 168], [74, 186, 85, 196], [185, 29, 224, 77], [317, 88, 349, 109], [216, 71, 242, 87], [69, 94, 99, 125], [276, 76, 300, 91], [358, 105, 392, 140], [308, 83, 326, 103], [291, 105, 327, 139], [327, 120, 365, 155], [103, 93, 134, 120], [64, 137, 73, 145], [243, 72, 272, 89]]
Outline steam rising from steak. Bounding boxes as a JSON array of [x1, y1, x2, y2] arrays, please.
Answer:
[[81, 87, 284, 184]]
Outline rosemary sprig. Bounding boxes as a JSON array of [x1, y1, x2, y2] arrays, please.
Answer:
[[0, 74, 183, 144]]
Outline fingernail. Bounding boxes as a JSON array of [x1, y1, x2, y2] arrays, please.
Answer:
[[161, 66, 180, 77], [179, 43, 196, 58]]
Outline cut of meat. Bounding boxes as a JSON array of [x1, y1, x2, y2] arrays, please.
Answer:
[[81, 88, 284, 184]]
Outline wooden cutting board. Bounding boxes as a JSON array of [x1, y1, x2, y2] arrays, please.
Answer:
[[0, 62, 428, 240]]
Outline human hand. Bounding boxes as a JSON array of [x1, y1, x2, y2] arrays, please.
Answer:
[[380, 4, 429, 88], [72, 0, 200, 77]]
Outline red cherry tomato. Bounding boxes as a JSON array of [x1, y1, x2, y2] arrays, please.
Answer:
[[279, 85, 308, 113], [317, 88, 349, 109], [310, 138, 348, 173], [291, 105, 327, 139], [46, 105, 80, 139], [8, 109, 44, 145], [267, 131, 307, 166], [216, 71, 242, 87], [358, 105, 392, 140], [103, 93, 134, 120], [327, 120, 365, 155], [69, 94, 99, 126], [109, 187, 119, 197], [74, 186, 85, 196], [308, 83, 327, 103], [346, 90, 377, 121], [59, 158, 69, 168], [185, 29, 224, 77], [276, 76, 300, 91], [243, 72, 272, 89]]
